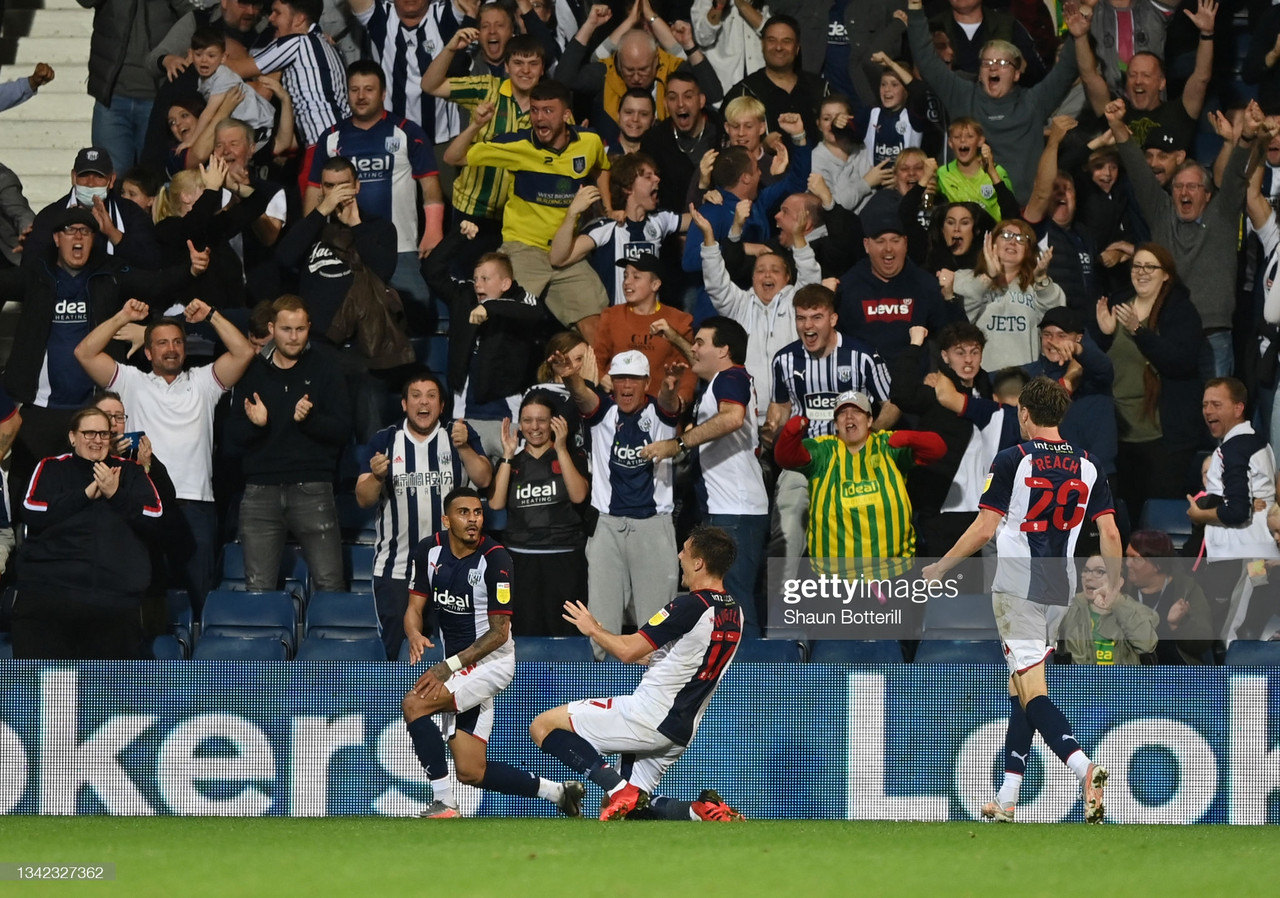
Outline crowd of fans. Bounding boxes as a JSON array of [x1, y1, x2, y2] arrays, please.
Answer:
[[1, 0, 1279, 662]]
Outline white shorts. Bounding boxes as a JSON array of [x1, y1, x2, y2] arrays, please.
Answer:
[[992, 590, 1067, 674], [440, 648, 514, 742], [567, 695, 686, 793]]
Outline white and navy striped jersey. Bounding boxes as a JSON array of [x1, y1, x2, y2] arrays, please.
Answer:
[[410, 532, 514, 656], [945, 396, 1020, 513], [583, 390, 678, 518], [859, 106, 925, 166], [770, 333, 891, 437], [981, 438, 1114, 605], [362, 420, 485, 580], [582, 211, 681, 305], [632, 589, 741, 746], [692, 366, 768, 516], [252, 24, 351, 146], [1203, 421, 1280, 560], [356, 0, 463, 144]]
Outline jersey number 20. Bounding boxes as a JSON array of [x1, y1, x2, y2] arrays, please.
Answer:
[[1020, 477, 1088, 533]]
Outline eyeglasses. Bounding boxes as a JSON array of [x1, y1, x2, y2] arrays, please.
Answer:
[[1131, 263, 1164, 273], [61, 225, 94, 237], [980, 59, 1015, 69], [77, 430, 111, 440], [102, 412, 128, 423], [997, 230, 1032, 245], [1083, 566, 1108, 575]]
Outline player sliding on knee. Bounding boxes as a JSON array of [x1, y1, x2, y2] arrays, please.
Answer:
[[402, 487, 584, 818], [529, 526, 746, 821]]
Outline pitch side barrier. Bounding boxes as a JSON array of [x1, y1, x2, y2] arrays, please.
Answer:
[[764, 556, 1278, 642], [0, 662, 1276, 823]]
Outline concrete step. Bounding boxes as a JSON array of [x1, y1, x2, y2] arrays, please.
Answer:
[[17, 174, 71, 211], [2, 147, 85, 177], [4, 9, 96, 38], [0, 68, 89, 95], [1, 90, 94, 120], [10, 35, 92, 65], [0, 116, 92, 147]]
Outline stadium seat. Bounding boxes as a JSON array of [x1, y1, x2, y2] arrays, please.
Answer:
[[219, 543, 310, 604], [912, 640, 1007, 665], [1137, 499, 1195, 552], [0, 632, 11, 660], [342, 545, 376, 594], [517, 637, 595, 662], [166, 589, 194, 655], [336, 492, 378, 545], [152, 634, 186, 660], [733, 639, 804, 663], [296, 636, 387, 661], [305, 591, 381, 640], [807, 640, 904, 664], [424, 334, 449, 379], [922, 593, 999, 640], [192, 634, 290, 661], [397, 637, 445, 664], [1223, 640, 1280, 668], [202, 589, 297, 657]]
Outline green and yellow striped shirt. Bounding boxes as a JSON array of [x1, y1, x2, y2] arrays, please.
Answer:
[[798, 432, 917, 579], [448, 76, 531, 219]]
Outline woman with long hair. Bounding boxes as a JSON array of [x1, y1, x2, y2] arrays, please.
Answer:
[[926, 201, 994, 274], [949, 218, 1064, 369], [1095, 243, 1206, 523]]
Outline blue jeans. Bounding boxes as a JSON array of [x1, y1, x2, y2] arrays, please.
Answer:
[[239, 482, 345, 592], [706, 512, 770, 638], [91, 95, 154, 175], [393, 250, 437, 336], [1199, 329, 1233, 383]]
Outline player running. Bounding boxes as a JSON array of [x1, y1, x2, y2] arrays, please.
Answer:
[[923, 377, 1117, 824], [530, 525, 745, 821], [402, 486, 585, 818]]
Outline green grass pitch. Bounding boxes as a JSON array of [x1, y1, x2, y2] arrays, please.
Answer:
[[2, 818, 1275, 897]]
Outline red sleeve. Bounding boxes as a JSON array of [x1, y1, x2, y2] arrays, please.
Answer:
[[773, 416, 812, 469], [888, 430, 947, 466]]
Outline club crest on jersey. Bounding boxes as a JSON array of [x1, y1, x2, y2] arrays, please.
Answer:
[[384, 136, 401, 154], [439, 451, 451, 466], [572, 156, 586, 174], [496, 582, 511, 604], [837, 366, 852, 383], [647, 608, 669, 626], [980, 184, 995, 200], [468, 569, 483, 587], [637, 417, 651, 432]]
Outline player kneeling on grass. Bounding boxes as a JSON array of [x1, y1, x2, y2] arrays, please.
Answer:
[[403, 486, 585, 818], [530, 525, 745, 822]]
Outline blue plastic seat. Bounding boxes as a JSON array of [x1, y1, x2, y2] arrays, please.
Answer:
[[152, 634, 186, 660], [1223, 640, 1280, 668], [296, 636, 387, 661], [219, 543, 310, 603], [342, 545, 376, 594], [732, 638, 804, 663], [193, 634, 290, 661], [517, 637, 595, 662], [0, 632, 12, 660], [807, 640, 904, 664], [913, 640, 1007, 665], [336, 493, 378, 545], [923, 593, 999, 641], [1137, 499, 1195, 552], [202, 589, 297, 657], [305, 591, 380, 639], [166, 589, 194, 655]]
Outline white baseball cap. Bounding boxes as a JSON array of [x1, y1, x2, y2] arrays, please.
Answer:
[[834, 390, 873, 416], [609, 350, 650, 378]]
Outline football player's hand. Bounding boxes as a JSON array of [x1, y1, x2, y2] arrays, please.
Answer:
[[563, 600, 600, 636]]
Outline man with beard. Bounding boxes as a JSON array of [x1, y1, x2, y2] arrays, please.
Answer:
[[639, 70, 723, 213], [357, 372, 492, 658], [723, 15, 830, 146], [74, 297, 257, 613], [227, 294, 352, 593]]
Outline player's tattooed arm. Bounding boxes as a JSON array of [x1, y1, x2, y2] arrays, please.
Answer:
[[424, 614, 512, 682]]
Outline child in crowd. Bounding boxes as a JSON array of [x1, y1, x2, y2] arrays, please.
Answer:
[[184, 27, 276, 153], [935, 117, 1013, 221], [855, 54, 935, 168]]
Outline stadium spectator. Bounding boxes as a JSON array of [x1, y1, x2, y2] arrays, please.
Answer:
[[185, 28, 277, 157], [843, 5, 908, 111], [226, 294, 352, 593], [464, 79, 611, 342], [489, 390, 591, 636], [607, 89, 656, 157], [552, 348, 682, 660], [423, 223, 549, 458], [758, 180, 865, 282], [117, 166, 164, 217], [0, 388, 19, 572], [925, 200, 993, 276], [640, 317, 770, 637], [691, 0, 767, 95], [531, 525, 745, 822], [935, 118, 1016, 222], [1125, 529, 1215, 665], [949, 219, 1065, 371], [855, 53, 938, 168], [403, 486, 586, 819], [74, 297, 256, 613], [1095, 243, 1205, 525], [639, 70, 723, 213], [210, 117, 291, 302], [1061, 554, 1160, 666], [924, 377, 1119, 826], [12, 406, 163, 660], [812, 95, 880, 214], [0, 62, 54, 114], [0, 160, 34, 270], [723, 14, 830, 145], [357, 372, 492, 658], [928, 0, 1046, 86]]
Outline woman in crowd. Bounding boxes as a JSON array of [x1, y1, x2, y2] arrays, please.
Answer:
[[10, 406, 164, 659], [1062, 554, 1160, 665], [489, 390, 590, 637], [811, 95, 878, 213], [1095, 243, 1206, 524], [528, 330, 597, 451], [948, 218, 1064, 370], [1124, 530, 1215, 665], [925, 200, 994, 275]]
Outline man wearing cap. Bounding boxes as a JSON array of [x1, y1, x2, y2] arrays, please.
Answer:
[[0, 207, 209, 508], [773, 388, 945, 583], [836, 207, 951, 365], [23, 147, 160, 271], [591, 252, 697, 407], [550, 347, 685, 660]]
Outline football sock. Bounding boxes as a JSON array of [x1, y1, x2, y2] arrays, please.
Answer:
[[997, 695, 1033, 806], [479, 761, 541, 798], [430, 776, 454, 807], [540, 729, 625, 791], [650, 797, 694, 820], [536, 779, 565, 804], [1024, 695, 1083, 768], [407, 716, 449, 781]]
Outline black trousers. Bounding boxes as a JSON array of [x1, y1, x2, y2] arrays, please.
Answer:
[[11, 591, 145, 660]]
